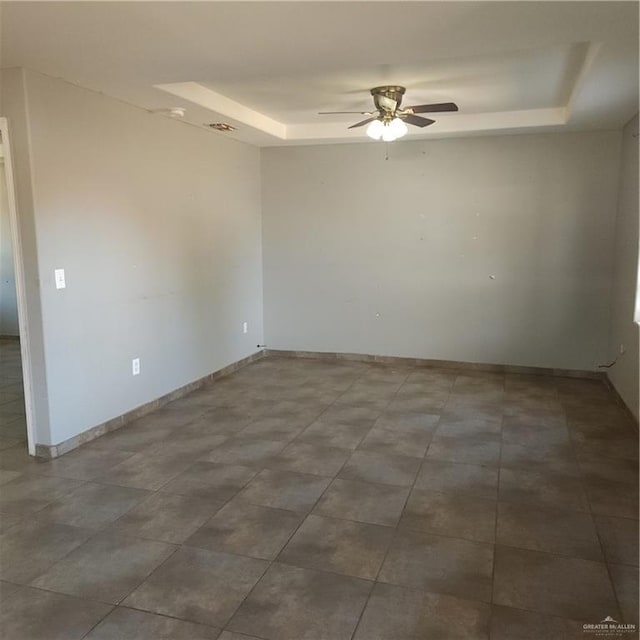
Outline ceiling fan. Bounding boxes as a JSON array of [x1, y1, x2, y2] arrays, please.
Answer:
[[319, 86, 458, 141]]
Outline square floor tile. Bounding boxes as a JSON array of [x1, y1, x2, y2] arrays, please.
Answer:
[[353, 582, 491, 640], [31, 531, 176, 604], [496, 502, 603, 561], [0, 444, 53, 473], [0, 512, 22, 533], [358, 424, 433, 458], [97, 452, 193, 490], [448, 391, 505, 407], [502, 406, 565, 428], [436, 420, 501, 440], [406, 369, 456, 387], [0, 584, 112, 640], [202, 439, 286, 467], [595, 516, 639, 566], [268, 442, 351, 477], [227, 562, 371, 640], [585, 478, 639, 519], [339, 451, 421, 487], [0, 435, 23, 451], [108, 492, 223, 543], [375, 410, 440, 430], [0, 474, 84, 514], [0, 519, 93, 583], [414, 459, 498, 499], [85, 606, 220, 639], [453, 373, 504, 392], [218, 632, 264, 640], [400, 488, 496, 543], [500, 442, 579, 476], [0, 469, 22, 485], [386, 393, 448, 413], [123, 547, 268, 627], [313, 478, 409, 527], [187, 408, 252, 434], [493, 545, 619, 621], [609, 563, 640, 624], [35, 482, 151, 529], [435, 406, 502, 440], [318, 405, 381, 428], [501, 422, 570, 448], [334, 389, 393, 411], [236, 468, 331, 512], [95, 424, 178, 453], [379, 529, 494, 602], [490, 604, 587, 640], [238, 416, 311, 442], [577, 454, 638, 485], [499, 468, 590, 512], [186, 499, 303, 560], [160, 461, 257, 501], [296, 419, 371, 449], [426, 435, 500, 466], [278, 514, 393, 579], [42, 447, 138, 480], [571, 431, 639, 462], [144, 431, 228, 458]]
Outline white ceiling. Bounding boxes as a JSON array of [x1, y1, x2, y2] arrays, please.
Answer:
[[1, 1, 638, 147]]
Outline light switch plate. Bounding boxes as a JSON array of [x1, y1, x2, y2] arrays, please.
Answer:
[[54, 268, 66, 289]]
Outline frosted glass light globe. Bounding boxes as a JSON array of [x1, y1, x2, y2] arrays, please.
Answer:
[[366, 119, 384, 140]]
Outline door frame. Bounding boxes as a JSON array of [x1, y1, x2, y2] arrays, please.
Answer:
[[1, 117, 36, 455]]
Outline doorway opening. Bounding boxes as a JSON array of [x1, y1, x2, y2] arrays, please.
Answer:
[[0, 118, 36, 455]]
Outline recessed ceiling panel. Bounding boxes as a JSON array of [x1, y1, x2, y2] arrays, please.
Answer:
[[201, 43, 590, 124]]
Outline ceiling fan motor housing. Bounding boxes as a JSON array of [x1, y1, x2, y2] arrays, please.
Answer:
[[371, 85, 406, 115]]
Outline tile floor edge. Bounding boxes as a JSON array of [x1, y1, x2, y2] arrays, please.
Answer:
[[34, 349, 268, 460], [266, 349, 607, 380]]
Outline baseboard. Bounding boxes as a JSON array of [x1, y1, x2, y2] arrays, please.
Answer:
[[265, 349, 606, 380], [34, 347, 610, 460], [35, 350, 266, 459]]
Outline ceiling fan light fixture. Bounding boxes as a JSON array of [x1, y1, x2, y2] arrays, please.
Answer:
[[366, 119, 385, 140], [368, 117, 408, 142], [387, 117, 408, 140]]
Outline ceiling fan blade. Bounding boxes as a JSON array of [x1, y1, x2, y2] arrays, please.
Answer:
[[318, 111, 375, 115], [348, 117, 378, 129], [402, 114, 435, 128], [404, 102, 459, 114]]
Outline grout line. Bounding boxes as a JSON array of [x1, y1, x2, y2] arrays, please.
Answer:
[[349, 372, 439, 640], [77, 604, 117, 639], [2, 354, 637, 635], [559, 384, 628, 623]]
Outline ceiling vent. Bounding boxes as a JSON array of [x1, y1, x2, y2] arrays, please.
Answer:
[[207, 123, 236, 132]]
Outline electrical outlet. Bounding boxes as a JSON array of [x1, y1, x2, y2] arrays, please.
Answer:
[[243, 322, 248, 334], [132, 358, 140, 376]]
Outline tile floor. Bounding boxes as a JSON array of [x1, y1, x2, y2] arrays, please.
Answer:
[[0, 342, 638, 639], [0, 338, 27, 448]]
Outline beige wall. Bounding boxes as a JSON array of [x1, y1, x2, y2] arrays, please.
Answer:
[[2, 69, 263, 446], [607, 114, 639, 419], [262, 131, 621, 371], [2, 65, 634, 450]]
